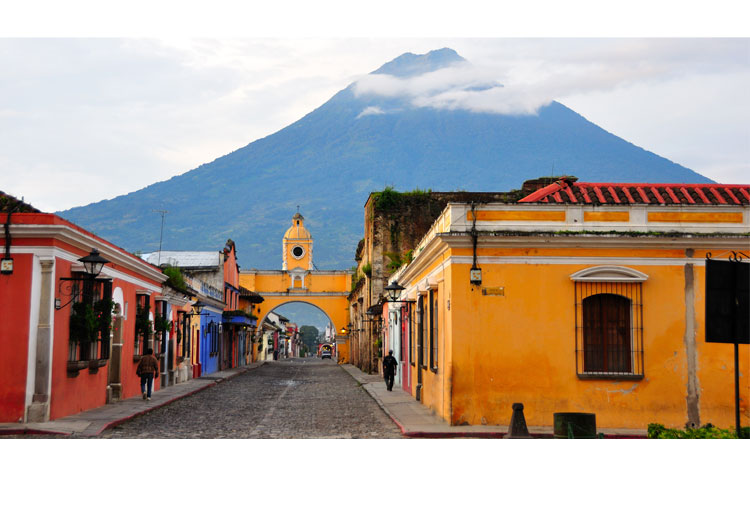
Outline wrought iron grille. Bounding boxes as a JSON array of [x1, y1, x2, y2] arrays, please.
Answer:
[[134, 294, 150, 356], [66, 276, 112, 361], [430, 290, 438, 371], [417, 295, 424, 368], [575, 281, 644, 379], [400, 306, 408, 365], [154, 300, 168, 356]]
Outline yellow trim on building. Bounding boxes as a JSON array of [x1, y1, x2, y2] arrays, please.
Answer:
[[648, 212, 744, 223], [583, 211, 630, 222], [467, 210, 566, 222]]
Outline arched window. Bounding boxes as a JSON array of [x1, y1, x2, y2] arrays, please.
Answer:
[[572, 266, 645, 378]]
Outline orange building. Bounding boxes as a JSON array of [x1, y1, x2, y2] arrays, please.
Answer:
[[384, 179, 749, 433]]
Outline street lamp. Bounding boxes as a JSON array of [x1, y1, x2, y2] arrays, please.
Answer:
[[385, 280, 405, 303], [190, 300, 205, 316], [78, 248, 110, 278], [55, 248, 111, 310]]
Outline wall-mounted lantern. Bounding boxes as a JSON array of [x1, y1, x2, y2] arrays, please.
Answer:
[[55, 248, 111, 310]]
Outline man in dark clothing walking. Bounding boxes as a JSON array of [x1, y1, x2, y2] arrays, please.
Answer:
[[136, 348, 159, 400], [383, 350, 398, 391]]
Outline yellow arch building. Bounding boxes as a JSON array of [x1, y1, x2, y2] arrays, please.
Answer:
[[239, 212, 351, 358]]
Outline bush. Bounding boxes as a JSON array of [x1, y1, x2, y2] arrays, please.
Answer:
[[384, 251, 402, 272], [163, 265, 187, 291], [648, 422, 747, 439]]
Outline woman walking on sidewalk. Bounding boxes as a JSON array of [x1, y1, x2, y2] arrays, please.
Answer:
[[136, 348, 159, 400]]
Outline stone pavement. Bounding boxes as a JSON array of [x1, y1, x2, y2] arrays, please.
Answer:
[[1, 361, 646, 438], [0, 363, 264, 437]]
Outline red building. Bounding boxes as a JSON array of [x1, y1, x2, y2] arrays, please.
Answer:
[[1, 196, 167, 423]]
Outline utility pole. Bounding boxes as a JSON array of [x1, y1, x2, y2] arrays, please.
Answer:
[[152, 209, 168, 266]]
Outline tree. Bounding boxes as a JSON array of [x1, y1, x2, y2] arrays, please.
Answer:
[[299, 325, 320, 350]]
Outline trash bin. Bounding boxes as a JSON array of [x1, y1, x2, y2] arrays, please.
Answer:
[[553, 412, 597, 438]]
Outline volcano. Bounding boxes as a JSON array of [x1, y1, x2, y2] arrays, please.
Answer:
[[59, 48, 711, 269]]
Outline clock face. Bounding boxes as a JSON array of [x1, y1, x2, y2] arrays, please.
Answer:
[[291, 245, 305, 259]]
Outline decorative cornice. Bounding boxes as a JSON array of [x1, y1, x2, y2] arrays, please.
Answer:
[[9, 222, 166, 284], [570, 266, 649, 282]]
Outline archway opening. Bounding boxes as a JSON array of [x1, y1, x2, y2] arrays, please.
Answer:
[[262, 302, 335, 359]]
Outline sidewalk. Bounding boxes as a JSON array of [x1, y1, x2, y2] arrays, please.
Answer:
[[0, 363, 264, 437], [341, 364, 647, 438]]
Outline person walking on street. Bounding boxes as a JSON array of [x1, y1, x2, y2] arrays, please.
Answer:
[[136, 348, 159, 400], [383, 350, 398, 391]]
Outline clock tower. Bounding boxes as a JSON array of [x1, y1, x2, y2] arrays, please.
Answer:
[[282, 211, 313, 272]]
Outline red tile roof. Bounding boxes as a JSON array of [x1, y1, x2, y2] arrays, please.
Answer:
[[518, 178, 750, 205]]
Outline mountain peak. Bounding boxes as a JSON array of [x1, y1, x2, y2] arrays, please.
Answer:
[[372, 48, 466, 78]]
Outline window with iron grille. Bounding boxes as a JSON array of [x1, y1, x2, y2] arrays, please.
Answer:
[[209, 321, 219, 356], [401, 306, 408, 365], [134, 293, 151, 356], [154, 300, 168, 357], [176, 311, 189, 358], [575, 281, 644, 379], [417, 295, 426, 369], [409, 303, 416, 366], [67, 276, 113, 362], [430, 290, 438, 371]]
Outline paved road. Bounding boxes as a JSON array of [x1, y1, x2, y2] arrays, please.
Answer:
[[98, 358, 403, 438]]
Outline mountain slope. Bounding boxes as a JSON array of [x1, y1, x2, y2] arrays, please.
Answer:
[[59, 49, 712, 269]]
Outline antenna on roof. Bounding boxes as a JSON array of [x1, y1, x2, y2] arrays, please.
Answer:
[[152, 209, 168, 266]]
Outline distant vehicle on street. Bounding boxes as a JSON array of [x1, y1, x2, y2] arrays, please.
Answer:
[[320, 343, 333, 359]]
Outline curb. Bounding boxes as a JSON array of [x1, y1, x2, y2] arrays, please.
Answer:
[[0, 428, 70, 437]]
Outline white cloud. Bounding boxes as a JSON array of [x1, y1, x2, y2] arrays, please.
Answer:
[[350, 39, 750, 120], [0, 38, 747, 213], [356, 106, 386, 118]]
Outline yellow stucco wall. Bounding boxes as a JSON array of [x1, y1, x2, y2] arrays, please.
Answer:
[[239, 270, 351, 339], [402, 244, 749, 431]]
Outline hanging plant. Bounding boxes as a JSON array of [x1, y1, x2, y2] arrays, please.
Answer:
[[94, 298, 115, 340], [361, 262, 372, 278], [154, 314, 172, 334], [135, 304, 152, 341], [70, 301, 99, 343]]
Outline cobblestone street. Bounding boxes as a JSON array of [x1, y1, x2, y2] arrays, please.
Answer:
[[97, 359, 403, 438]]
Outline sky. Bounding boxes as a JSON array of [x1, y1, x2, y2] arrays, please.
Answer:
[[1, 5, 748, 213]]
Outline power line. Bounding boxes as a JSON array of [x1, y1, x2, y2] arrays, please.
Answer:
[[152, 209, 168, 266]]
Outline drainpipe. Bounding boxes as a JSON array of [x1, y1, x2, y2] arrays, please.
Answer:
[[3, 202, 21, 268]]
